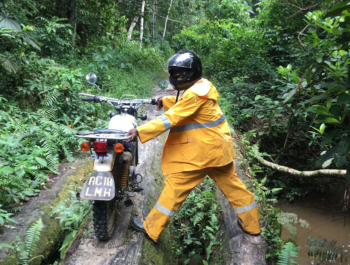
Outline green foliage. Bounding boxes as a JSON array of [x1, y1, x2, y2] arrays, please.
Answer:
[[171, 177, 221, 265], [307, 236, 348, 262], [1, 218, 44, 265], [0, 204, 18, 228], [51, 186, 92, 257], [277, 242, 299, 265], [276, 212, 309, 239]]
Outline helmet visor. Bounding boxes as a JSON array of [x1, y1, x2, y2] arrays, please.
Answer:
[[166, 52, 194, 70]]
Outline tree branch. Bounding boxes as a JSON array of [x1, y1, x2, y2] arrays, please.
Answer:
[[298, 24, 309, 50], [254, 147, 346, 178], [155, 13, 181, 23]]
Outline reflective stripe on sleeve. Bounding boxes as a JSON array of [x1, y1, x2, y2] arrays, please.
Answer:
[[155, 202, 175, 217], [234, 201, 257, 214], [170, 114, 226, 133], [159, 115, 171, 130]]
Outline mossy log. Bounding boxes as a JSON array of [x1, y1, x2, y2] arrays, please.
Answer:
[[0, 157, 93, 265]]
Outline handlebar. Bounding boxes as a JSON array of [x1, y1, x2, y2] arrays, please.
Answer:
[[79, 93, 154, 105]]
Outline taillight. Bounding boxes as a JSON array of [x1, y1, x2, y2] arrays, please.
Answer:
[[80, 142, 90, 152], [114, 143, 124, 153], [93, 141, 107, 156]]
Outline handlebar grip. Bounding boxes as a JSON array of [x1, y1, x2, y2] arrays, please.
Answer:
[[81, 97, 95, 102], [151, 98, 157, 105], [82, 96, 101, 103]]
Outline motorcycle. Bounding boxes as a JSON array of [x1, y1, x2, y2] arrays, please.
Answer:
[[75, 73, 167, 240]]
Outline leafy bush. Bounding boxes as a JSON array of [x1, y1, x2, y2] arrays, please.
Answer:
[[51, 187, 92, 257], [171, 177, 221, 265]]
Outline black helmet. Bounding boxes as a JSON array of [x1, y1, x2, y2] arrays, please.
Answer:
[[166, 50, 202, 90]]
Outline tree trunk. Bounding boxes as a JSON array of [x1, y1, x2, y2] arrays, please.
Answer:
[[152, 0, 156, 40], [71, 0, 77, 50], [254, 147, 347, 178], [139, 0, 146, 49], [162, 0, 173, 44], [127, 16, 139, 41]]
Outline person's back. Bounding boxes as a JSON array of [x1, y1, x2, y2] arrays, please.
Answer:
[[160, 78, 235, 174]]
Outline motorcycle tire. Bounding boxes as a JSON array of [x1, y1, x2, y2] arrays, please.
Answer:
[[93, 199, 117, 241]]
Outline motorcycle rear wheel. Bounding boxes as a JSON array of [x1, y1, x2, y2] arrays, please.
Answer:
[[93, 199, 117, 241]]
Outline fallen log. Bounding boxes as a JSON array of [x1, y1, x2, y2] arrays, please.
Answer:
[[254, 147, 347, 178]]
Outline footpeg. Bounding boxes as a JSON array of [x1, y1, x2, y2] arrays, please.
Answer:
[[124, 199, 134, 207], [133, 187, 144, 192]]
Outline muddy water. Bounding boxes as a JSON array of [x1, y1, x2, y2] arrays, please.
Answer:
[[277, 201, 350, 264]]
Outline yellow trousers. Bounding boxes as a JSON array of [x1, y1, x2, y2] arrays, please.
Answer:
[[143, 162, 260, 242]]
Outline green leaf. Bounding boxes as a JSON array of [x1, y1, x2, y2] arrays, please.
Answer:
[[0, 11, 20, 29], [334, 154, 346, 168], [0, 52, 18, 73], [339, 50, 346, 56], [309, 105, 332, 116], [291, 73, 299, 84], [322, 158, 333, 168], [321, 129, 336, 147], [1, 166, 14, 174], [316, 56, 323, 63], [283, 89, 297, 103], [326, 99, 332, 110], [316, 117, 341, 124], [337, 94, 350, 104], [316, 146, 338, 167], [35, 157, 47, 167], [23, 36, 41, 51], [338, 137, 350, 155], [319, 123, 326, 134]]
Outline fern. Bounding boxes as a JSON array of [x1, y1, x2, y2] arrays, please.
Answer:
[[307, 236, 348, 262], [59, 230, 78, 257], [43, 89, 60, 107], [277, 211, 309, 238], [277, 242, 299, 265], [11, 218, 45, 265], [25, 218, 43, 256]]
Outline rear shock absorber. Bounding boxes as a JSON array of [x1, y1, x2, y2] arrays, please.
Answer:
[[118, 152, 132, 188]]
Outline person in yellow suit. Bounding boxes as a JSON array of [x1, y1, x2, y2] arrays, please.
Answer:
[[127, 50, 260, 242]]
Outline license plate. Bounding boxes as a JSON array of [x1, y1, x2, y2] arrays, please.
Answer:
[[80, 171, 115, 200], [91, 154, 112, 160]]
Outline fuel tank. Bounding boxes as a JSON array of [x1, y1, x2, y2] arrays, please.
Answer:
[[108, 113, 137, 132]]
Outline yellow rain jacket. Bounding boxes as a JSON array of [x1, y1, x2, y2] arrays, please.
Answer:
[[137, 78, 260, 241], [137, 78, 235, 174]]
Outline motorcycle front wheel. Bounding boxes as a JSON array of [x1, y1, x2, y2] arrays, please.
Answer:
[[92, 199, 117, 241]]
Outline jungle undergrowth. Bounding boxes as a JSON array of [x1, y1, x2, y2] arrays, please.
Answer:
[[170, 177, 222, 265]]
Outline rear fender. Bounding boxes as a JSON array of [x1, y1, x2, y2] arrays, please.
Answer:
[[80, 171, 115, 201]]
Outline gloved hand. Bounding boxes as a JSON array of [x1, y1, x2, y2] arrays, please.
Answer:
[[127, 128, 138, 142], [157, 97, 163, 111]]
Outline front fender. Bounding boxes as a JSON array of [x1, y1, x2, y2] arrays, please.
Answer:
[[80, 171, 115, 201]]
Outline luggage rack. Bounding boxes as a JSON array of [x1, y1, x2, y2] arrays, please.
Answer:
[[75, 130, 131, 140]]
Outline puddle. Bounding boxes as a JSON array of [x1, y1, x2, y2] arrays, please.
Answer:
[[277, 201, 350, 264]]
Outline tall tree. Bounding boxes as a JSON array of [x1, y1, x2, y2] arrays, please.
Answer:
[[162, 0, 173, 44], [139, 0, 145, 49]]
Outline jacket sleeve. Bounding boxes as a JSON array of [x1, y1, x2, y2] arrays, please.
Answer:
[[163, 96, 176, 111], [137, 92, 206, 143]]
